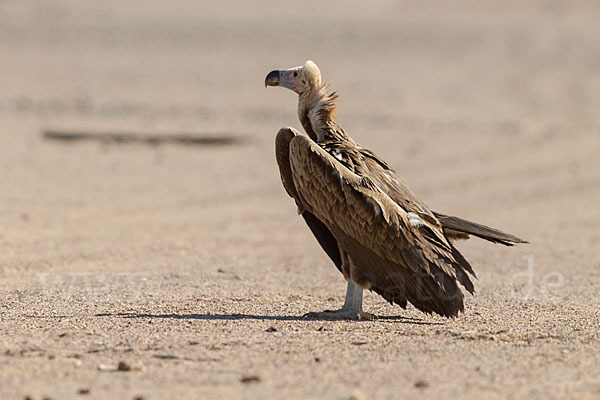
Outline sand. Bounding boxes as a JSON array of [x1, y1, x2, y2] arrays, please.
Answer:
[[1, 1, 600, 399]]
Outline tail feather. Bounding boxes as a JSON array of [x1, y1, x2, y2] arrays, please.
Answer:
[[434, 213, 527, 246]]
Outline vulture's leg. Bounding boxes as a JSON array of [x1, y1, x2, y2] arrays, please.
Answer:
[[303, 281, 375, 320]]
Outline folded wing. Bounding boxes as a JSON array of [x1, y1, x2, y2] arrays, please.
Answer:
[[277, 127, 476, 317]]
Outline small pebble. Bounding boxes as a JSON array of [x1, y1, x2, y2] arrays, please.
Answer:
[[414, 380, 429, 389], [98, 364, 117, 371], [118, 361, 132, 371], [345, 390, 364, 400], [265, 326, 277, 332]]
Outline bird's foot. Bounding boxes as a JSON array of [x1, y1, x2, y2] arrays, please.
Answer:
[[303, 308, 376, 321]]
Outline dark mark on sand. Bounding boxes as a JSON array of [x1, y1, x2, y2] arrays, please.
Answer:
[[43, 130, 250, 147], [240, 375, 261, 384], [154, 354, 180, 360], [414, 380, 430, 389]]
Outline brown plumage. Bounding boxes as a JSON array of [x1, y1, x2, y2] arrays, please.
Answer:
[[266, 61, 526, 319]]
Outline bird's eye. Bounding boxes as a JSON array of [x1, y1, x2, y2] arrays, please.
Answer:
[[293, 72, 298, 77]]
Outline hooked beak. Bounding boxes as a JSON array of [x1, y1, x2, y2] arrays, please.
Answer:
[[264, 70, 281, 88], [264, 66, 303, 93]]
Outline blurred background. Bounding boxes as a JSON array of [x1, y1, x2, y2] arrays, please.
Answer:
[[2, 0, 599, 279], [2, 1, 600, 399]]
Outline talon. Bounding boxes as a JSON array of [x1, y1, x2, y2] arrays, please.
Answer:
[[359, 311, 377, 321], [301, 308, 375, 321]]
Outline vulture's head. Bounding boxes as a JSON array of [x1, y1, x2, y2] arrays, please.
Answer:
[[265, 60, 322, 96]]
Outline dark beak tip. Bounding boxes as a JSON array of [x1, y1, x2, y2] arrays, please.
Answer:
[[265, 70, 280, 87]]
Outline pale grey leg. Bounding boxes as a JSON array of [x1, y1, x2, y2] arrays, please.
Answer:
[[342, 281, 363, 310]]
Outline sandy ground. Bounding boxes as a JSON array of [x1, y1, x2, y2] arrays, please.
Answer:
[[1, 1, 600, 399]]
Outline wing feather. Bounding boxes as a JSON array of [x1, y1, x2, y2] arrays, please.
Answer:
[[288, 134, 474, 317], [275, 127, 343, 272]]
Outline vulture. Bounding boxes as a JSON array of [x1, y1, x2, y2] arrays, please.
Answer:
[[265, 60, 526, 319]]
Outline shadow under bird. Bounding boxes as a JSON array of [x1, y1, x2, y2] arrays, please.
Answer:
[[265, 60, 526, 319]]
